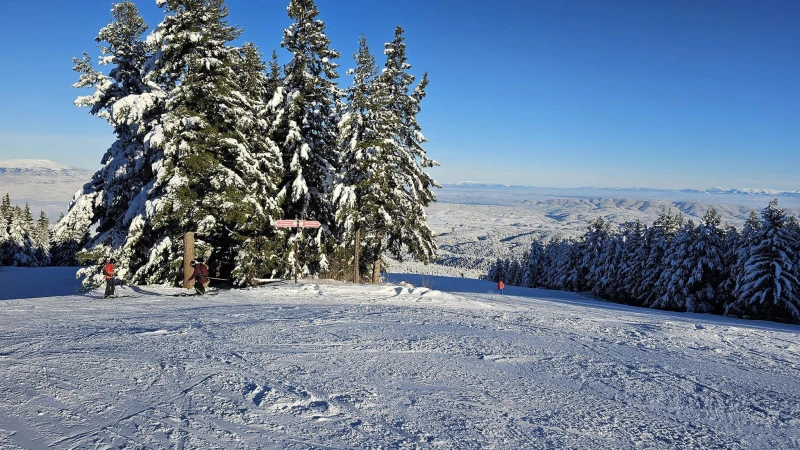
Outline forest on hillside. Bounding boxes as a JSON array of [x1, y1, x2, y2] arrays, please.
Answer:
[[488, 200, 800, 324]]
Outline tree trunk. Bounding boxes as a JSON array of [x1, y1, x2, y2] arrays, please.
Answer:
[[354, 226, 360, 284], [372, 233, 382, 284], [183, 231, 195, 289]]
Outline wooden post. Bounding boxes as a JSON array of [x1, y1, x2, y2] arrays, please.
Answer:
[[353, 226, 360, 284], [183, 231, 195, 289], [294, 218, 300, 284], [372, 233, 382, 284]]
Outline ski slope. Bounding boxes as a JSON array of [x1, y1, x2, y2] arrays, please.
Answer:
[[0, 268, 798, 449]]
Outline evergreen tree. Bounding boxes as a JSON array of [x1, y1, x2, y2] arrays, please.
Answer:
[[636, 210, 684, 305], [507, 259, 523, 286], [617, 220, 647, 303], [723, 211, 761, 309], [0, 194, 12, 231], [0, 212, 7, 267], [685, 209, 727, 313], [789, 216, 800, 294], [127, 0, 284, 286], [523, 239, 546, 288], [0, 194, 12, 265], [579, 217, 612, 292], [266, 50, 283, 96], [60, 0, 161, 277], [487, 258, 505, 283], [8, 206, 36, 267], [593, 228, 625, 298], [368, 26, 439, 282], [652, 220, 696, 311], [334, 36, 382, 281], [33, 211, 51, 266], [716, 224, 740, 306], [729, 200, 799, 323], [270, 0, 341, 278], [550, 237, 581, 291]]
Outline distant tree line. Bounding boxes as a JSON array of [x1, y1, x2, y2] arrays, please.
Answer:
[[0, 194, 54, 267], [56, 0, 438, 288], [487, 200, 800, 324]]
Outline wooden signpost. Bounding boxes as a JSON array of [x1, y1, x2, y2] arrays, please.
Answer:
[[183, 231, 195, 289], [276, 219, 322, 283]]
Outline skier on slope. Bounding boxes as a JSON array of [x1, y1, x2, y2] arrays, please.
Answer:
[[187, 259, 210, 295], [498, 280, 505, 295], [103, 258, 116, 298]]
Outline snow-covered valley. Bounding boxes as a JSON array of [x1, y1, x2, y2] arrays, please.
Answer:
[[0, 267, 798, 449]]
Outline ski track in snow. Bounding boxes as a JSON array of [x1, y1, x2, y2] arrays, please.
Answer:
[[0, 278, 798, 449]]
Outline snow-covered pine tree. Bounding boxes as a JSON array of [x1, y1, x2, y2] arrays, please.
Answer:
[[616, 220, 647, 303], [579, 217, 612, 292], [334, 36, 383, 282], [7, 206, 37, 267], [789, 215, 800, 295], [716, 224, 741, 305], [129, 0, 284, 286], [228, 41, 285, 283], [633, 209, 684, 305], [651, 220, 696, 311], [722, 211, 761, 310], [269, 0, 341, 279], [541, 236, 565, 289], [58, 0, 160, 276], [0, 194, 11, 265], [729, 200, 800, 323], [0, 194, 11, 230], [507, 259, 523, 286], [487, 258, 505, 283], [33, 211, 51, 266], [0, 212, 7, 267], [523, 238, 546, 288], [267, 50, 283, 97], [593, 227, 625, 298], [550, 237, 581, 291], [684, 209, 727, 313], [51, 199, 92, 266], [367, 26, 439, 283]]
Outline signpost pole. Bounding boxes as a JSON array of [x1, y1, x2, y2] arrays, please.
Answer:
[[183, 231, 195, 289], [295, 218, 300, 284], [275, 219, 321, 284], [354, 226, 360, 284]]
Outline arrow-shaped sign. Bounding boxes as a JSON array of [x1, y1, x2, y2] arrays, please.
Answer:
[[275, 219, 322, 229]]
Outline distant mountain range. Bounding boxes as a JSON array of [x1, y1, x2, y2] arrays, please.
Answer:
[[445, 182, 800, 198], [0, 159, 92, 178], [0, 159, 92, 220]]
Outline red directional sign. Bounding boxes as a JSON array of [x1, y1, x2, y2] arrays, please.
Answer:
[[275, 219, 323, 283], [275, 219, 322, 228]]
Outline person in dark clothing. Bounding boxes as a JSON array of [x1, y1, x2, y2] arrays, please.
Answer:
[[103, 258, 116, 298], [188, 259, 210, 295]]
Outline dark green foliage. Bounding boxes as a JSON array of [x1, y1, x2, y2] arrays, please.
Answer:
[[491, 201, 800, 324]]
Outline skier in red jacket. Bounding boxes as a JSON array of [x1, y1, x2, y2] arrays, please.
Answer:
[[187, 259, 210, 295], [103, 258, 116, 298], [498, 280, 505, 295]]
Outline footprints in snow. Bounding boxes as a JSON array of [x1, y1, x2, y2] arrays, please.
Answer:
[[241, 381, 339, 422]]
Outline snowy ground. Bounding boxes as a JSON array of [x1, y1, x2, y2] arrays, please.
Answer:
[[0, 268, 798, 449]]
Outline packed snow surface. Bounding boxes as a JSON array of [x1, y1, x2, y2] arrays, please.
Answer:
[[0, 268, 798, 449]]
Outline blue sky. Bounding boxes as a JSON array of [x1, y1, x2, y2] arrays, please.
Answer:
[[0, 0, 797, 190]]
